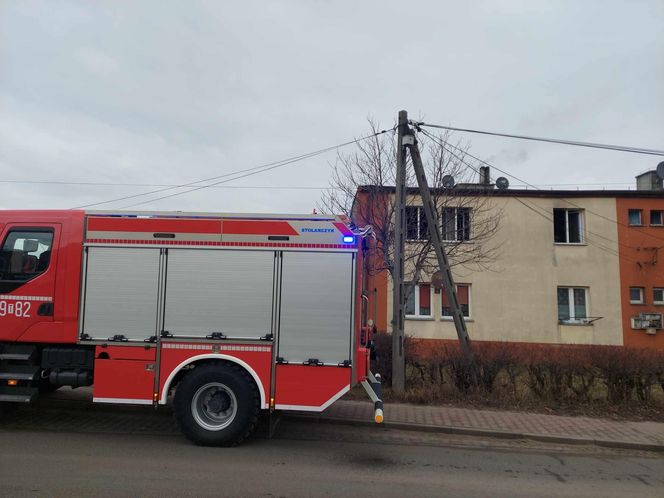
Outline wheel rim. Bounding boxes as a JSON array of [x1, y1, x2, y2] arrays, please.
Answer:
[[191, 382, 238, 431]]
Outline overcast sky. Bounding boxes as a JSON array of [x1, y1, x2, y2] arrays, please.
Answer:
[[1, 1, 662, 213]]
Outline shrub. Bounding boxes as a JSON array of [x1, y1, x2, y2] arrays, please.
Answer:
[[369, 334, 664, 409]]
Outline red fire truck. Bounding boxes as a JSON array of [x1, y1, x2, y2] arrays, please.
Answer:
[[0, 209, 382, 445]]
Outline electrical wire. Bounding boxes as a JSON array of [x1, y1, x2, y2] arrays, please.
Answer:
[[415, 122, 664, 157], [417, 128, 643, 263], [418, 127, 664, 246], [73, 127, 395, 209], [0, 180, 337, 190]]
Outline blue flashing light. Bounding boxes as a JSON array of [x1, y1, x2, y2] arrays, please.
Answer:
[[342, 235, 355, 244]]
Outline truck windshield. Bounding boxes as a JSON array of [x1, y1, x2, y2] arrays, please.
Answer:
[[0, 229, 54, 293]]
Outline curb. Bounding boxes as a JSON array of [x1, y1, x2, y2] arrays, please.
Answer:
[[284, 414, 664, 453]]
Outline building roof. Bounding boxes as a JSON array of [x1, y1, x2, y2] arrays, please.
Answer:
[[355, 185, 664, 199]]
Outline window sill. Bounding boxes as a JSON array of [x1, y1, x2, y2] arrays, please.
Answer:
[[628, 224, 645, 227], [405, 316, 434, 321], [558, 321, 594, 327], [554, 242, 587, 246], [649, 224, 664, 228], [440, 317, 474, 323], [630, 302, 646, 306]]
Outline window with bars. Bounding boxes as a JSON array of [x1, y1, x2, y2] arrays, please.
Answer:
[[405, 283, 432, 318], [441, 207, 471, 242], [405, 206, 428, 241], [441, 284, 471, 318]]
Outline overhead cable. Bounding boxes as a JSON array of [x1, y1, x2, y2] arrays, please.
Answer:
[[415, 122, 664, 157], [72, 127, 395, 209]]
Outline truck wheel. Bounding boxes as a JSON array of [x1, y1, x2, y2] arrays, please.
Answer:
[[173, 362, 260, 446]]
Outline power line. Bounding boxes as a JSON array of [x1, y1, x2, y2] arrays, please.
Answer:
[[415, 121, 664, 157], [0, 179, 634, 190], [418, 127, 664, 246], [418, 128, 643, 262], [72, 128, 394, 209], [0, 180, 337, 190]]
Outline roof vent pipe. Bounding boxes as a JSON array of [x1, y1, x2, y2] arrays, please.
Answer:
[[479, 166, 491, 185]]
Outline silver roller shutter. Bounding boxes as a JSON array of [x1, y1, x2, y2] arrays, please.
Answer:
[[82, 247, 161, 341], [278, 252, 353, 364], [164, 249, 275, 339]]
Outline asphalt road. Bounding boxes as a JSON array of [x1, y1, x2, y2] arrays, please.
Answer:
[[1, 395, 663, 497]]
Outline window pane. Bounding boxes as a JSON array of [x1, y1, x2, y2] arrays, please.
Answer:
[[0, 230, 54, 287], [629, 287, 643, 303], [457, 208, 471, 241], [442, 208, 456, 241], [553, 209, 567, 243], [654, 288, 664, 303], [650, 210, 663, 225], [573, 288, 586, 319], [442, 284, 470, 317], [406, 207, 419, 240], [568, 211, 581, 243], [557, 288, 570, 320], [419, 208, 428, 240], [628, 209, 642, 225], [405, 284, 415, 315], [419, 284, 431, 316]]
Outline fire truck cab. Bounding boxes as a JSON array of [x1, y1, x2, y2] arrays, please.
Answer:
[[0, 209, 380, 445]]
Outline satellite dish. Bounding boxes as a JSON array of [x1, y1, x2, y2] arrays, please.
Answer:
[[442, 175, 455, 189], [496, 177, 510, 190], [657, 162, 664, 180]]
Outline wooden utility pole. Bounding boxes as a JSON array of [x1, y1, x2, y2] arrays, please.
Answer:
[[407, 138, 475, 360], [391, 110, 408, 392]]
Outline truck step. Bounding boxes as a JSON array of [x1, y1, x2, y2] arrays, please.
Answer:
[[0, 386, 38, 403], [0, 353, 34, 361], [0, 394, 35, 403], [0, 344, 38, 362], [0, 372, 38, 381]]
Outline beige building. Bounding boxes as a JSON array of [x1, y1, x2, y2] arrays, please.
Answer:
[[354, 186, 630, 346]]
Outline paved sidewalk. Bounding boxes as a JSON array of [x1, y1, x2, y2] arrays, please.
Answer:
[[290, 400, 664, 452]]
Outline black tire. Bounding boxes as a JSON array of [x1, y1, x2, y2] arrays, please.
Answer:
[[173, 362, 260, 446]]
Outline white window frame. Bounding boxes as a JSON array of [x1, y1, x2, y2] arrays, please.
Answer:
[[653, 288, 664, 305], [405, 206, 428, 241], [629, 287, 645, 304], [557, 287, 589, 324], [553, 209, 585, 244], [441, 283, 472, 320], [441, 207, 472, 242], [628, 209, 643, 226], [405, 283, 433, 319]]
